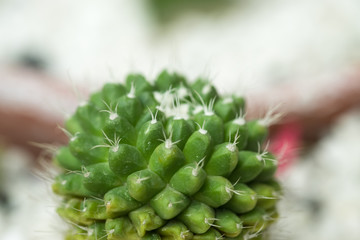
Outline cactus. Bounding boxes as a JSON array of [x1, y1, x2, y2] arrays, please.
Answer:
[[52, 70, 281, 240]]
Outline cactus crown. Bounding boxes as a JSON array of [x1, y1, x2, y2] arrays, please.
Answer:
[[52, 70, 281, 240]]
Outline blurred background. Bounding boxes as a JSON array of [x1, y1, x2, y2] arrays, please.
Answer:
[[0, 0, 360, 239]]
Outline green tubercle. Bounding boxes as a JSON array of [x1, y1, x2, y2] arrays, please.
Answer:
[[127, 169, 166, 203], [150, 186, 190, 220]]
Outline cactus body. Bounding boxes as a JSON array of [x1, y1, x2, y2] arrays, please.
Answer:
[[53, 70, 281, 239]]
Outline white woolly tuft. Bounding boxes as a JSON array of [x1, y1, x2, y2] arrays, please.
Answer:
[[193, 91, 216, 116], [100, 100, 119, 120], [158, 129, 181, 149], [195, 121, 208, 135], [147, 107, 158, 124], [127, 81, 136, 99], [258, 104, 284, 127], [226, 129, 240, 152], [91, 131, 121, 153], [233, 109, 247, 126], [192, 157, 206, 176]]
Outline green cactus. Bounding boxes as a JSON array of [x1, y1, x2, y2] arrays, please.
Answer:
[[53, 70, 281, 240]]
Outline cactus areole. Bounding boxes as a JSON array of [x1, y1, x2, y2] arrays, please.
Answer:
[[53, 70, 281, 240]]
